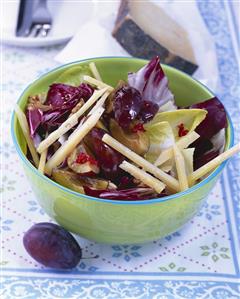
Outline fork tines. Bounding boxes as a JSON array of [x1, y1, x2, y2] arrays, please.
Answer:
[[16, 0, 52, 38], [28, 23, 51, 38]]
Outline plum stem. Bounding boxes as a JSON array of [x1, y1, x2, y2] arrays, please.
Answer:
[[81, 254, 99, 260]]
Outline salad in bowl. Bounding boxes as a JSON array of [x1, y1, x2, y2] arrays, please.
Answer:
[[15, 57, 239, 201]]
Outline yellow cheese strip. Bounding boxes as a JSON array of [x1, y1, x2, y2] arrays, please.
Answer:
[[38, 148, 48, 174], [45, 107, 105, 175], [154, 131, 199, 166], [83, 75, 114, 91], [173, 144, 189, 191], [182, 148, 195, 186], [189, 143, 240, 184], [88, 91, 110, 115], [102, 134, 179, 191], [14, 105, 39, 167], [120, 161, 165, 193], [89, 62, 102, 82], [37, 88, 108, 154]]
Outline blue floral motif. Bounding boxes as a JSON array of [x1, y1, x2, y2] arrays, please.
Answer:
[[176, 286, 195, 298], [112, 245, 141, 262], [27, 201, 45, 215], [0, 142, 16, 158], [0, 218, 13, 232], [1, 81, 25, 94], [165, 231, 181, 241], [4, 50, 26, 63], [1, 176, 16, 193], [197, 202, 221, 220], [1, 277, 240, 299], [78, 262, 98, 272], [90, 287, 110, 298]]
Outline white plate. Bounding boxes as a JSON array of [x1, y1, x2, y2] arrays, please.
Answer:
[[1, 0, 94, 47]]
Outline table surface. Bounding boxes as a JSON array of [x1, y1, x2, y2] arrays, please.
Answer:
[[1, 1, 239, 298]]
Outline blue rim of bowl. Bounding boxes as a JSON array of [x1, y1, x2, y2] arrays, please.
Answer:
[[11, 56, 234, 205]]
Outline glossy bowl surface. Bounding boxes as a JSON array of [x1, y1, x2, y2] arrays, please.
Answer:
[[12, 57, 234, 244]]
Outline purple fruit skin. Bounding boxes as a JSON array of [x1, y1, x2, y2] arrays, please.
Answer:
[[23, 223, 82, 269]]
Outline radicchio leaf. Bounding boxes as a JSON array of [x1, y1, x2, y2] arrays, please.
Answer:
[[84, 187, 156, 200], [128, 56, 175, 109], [27, 108, 43, 137], [113, 86, 142, 128], [84, 128, 125, 180], [118, 176, 136, 189], [190, 97, 227, 139], [138, 101, 159, 122], [194, 150, 219, 170], [112, 57, 175, 128], [189, 97, 227, 169], [45, 83, 93, 108], [42, 83, 94, 129]]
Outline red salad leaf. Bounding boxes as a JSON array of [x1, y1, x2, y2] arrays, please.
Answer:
[[41, 83, 94, 129], [84, 128, 125, 180], [27, 108, 43, 137], [194, 150, 219, 170], [189, 97, 227, 170], [192, 138, 213, 158], [190, 97, 227, 139], [128, 56, 174, 109], [45, 83, 93, 108], [45, 84, 79, 108], [118, 176, 136, 189], [113, 86, 142, 128], [84, 187, 156, 200], [77, 83, 94, 100], [112, 57, 175, 128], [42, 109, 70, 128], [138, 101, 159, 123]]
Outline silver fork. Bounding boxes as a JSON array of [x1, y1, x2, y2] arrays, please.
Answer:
[[27, 0, 52, 37]]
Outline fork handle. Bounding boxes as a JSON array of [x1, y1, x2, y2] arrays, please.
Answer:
[[34, 0, 47, 8]]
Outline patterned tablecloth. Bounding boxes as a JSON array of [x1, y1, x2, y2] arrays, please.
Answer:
[[1, 1, 239, 298]]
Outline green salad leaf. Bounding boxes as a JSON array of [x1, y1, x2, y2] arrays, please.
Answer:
[[145, 121, 175, 163], [55, 65, 92, 86], [147, 109, 207, 140]]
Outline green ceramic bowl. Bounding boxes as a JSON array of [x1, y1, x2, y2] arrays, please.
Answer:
[[11, 57, 234, 244]]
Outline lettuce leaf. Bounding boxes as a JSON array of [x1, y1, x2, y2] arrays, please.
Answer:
[[148, 109, 207, 140], [56, 65, 92, 86], [144, 121, 175, 163]]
